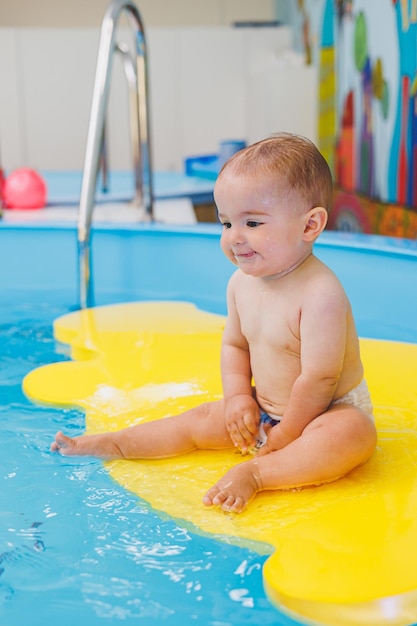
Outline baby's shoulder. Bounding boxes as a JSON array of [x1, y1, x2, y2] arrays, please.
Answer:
[[299, 258, 348, 305], [305, 256, 344, 288], [302, 260, 352, 319]]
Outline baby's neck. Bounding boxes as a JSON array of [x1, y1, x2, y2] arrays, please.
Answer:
[[263, 250, 313, 281]]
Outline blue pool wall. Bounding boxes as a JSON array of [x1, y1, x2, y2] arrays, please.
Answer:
[[1, 222, 417, 343]]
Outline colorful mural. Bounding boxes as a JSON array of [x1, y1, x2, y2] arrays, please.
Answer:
[[313, 0, 417, 238], [318, 0, 337, 173]]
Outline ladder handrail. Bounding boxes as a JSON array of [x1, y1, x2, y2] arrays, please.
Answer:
[[78, 0, 153, 309]]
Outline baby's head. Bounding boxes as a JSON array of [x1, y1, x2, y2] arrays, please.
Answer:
[[217, 133, 333, 216]]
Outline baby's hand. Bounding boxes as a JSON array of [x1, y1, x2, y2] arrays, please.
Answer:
[[256, 424, 295, 456], [225, 395, 259, 453]]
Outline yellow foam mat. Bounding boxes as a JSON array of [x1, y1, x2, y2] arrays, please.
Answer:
[[23, 302, 417, 625]]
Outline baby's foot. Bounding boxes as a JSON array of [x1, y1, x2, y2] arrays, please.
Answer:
[[51, 431, 123, 458], [51, 431, 81, 455], [202, 461, 261, 513]]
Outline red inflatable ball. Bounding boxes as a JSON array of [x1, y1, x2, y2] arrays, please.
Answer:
[[3, 168, 47, 209]]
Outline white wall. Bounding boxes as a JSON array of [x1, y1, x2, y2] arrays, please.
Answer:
[[1, 0, 277, 27], [0, 25, 317, 173]]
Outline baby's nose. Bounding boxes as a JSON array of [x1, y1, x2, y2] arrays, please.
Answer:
[[230, 227, 246, 245]]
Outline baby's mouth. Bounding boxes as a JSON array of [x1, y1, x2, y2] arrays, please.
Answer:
[[234, 250, 256, 260]]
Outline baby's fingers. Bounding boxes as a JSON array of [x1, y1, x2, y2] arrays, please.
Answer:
[[243, 412, 259, 435], [228, 422, 249, 452], [238, 415, 258, 450]]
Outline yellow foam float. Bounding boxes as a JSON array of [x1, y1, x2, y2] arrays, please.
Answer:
[[23, 301, 417, 626]]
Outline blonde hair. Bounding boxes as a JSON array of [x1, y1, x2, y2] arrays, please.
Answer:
[[219, 133, 333, 212]]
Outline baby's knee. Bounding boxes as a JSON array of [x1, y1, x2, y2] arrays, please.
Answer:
[[196, 399, 224, 421], [340, 408, 377, 462], [360, 413, 377, 453]]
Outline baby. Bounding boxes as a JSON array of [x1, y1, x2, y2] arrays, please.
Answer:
[[51, 133, 377, 513]]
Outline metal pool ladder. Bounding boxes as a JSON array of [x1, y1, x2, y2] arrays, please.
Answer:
[[78, 0, 154, 309]]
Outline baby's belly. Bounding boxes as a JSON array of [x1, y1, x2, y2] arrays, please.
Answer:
[[251, 349, 300, 412], [254, 385, 290, 416]]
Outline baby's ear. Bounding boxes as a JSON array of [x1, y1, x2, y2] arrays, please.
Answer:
[[302, 206, 328, 241]]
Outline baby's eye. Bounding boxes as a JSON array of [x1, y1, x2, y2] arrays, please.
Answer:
[[246, 220, 261, 228], [221, 222, 232, 229]]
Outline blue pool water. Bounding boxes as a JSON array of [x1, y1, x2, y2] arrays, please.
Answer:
[[1, 217, 417, 626], [1, 293, 297, 626]]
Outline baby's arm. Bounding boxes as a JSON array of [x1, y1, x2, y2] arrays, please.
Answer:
[[221, 277, 259, 452]]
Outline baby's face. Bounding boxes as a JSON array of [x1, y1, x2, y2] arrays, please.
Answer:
[[215, 172, 311, 279]]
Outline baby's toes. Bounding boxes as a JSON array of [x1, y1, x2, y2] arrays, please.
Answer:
[[202, 485, 222, 507], [222, 495, 245, 513]]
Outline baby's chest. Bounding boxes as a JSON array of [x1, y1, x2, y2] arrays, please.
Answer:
[[238, 297, 301, 348]]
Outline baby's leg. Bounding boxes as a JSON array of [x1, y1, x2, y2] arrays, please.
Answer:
[[51, 399, 231, 458], [203, 404, 377, 512]]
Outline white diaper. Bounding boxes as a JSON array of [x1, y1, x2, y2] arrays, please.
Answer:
[[332, 379, 374, 419]]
